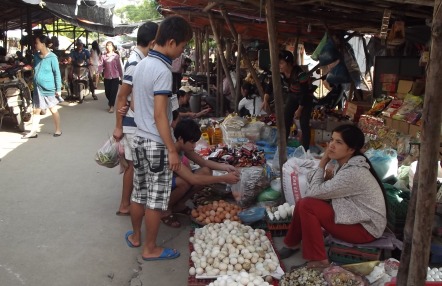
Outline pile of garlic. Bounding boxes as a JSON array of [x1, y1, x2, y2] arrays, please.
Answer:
[[266, 203, 294, 221], [207, 271, 272, 286], [189, 220, 280, 277]]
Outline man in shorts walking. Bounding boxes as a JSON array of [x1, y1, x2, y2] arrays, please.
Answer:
[[128, 16, 193, 261], [113, 21, 159, 216]]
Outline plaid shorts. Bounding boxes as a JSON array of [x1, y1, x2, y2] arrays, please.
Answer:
[[131, 136, 172, 210]]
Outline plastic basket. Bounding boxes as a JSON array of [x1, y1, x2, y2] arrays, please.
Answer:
[[328, 242, 382, 264], [188, 230, 284, 285]]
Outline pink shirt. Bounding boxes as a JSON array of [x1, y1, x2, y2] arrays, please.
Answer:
[[101, 52, 123, 79]]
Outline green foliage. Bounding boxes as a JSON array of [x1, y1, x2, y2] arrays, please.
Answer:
[[115, 0, 162, 23]]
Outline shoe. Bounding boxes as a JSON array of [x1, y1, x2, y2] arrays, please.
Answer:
[[108, 107, 114, 113], [53, 132, 62, 137], [173, 206, 192, 216], [141, 248, 180, 261], [92, 94, 98, 100], [22, 132, 38, 139], [124, 230, 140, 248], [278, 247, 300, 259]]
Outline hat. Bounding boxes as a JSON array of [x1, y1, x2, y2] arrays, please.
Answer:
[[279, 50, 294, 64], [179, 86, 192, 93]]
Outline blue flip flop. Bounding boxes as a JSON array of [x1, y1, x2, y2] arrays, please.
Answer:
[[125, 230, 140, 248], [142, 248, 180, 261]]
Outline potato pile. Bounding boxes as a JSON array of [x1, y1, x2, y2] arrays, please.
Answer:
[[191, 200, 242, 224]]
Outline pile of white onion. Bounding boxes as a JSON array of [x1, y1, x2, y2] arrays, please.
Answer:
[[207, 271, 272, 286], [189, 220, 280, 278], [266, 203, 294, 221]]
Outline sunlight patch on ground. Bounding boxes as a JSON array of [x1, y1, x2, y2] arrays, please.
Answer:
[[0, 105, 64, 159]]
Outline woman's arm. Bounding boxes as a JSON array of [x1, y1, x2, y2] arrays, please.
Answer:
[[52, 57, 62, 93]]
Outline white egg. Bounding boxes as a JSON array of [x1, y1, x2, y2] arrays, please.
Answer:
[[189, 267, 196, 276], [428, 278, 435, 281]]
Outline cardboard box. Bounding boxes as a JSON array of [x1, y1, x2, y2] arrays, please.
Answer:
[[409, 124, 421, 137], [345, 102, 372, 122], [383, 116, 393, 129], [396, 120, 410, 134], [411, 79, 425, 96], [314, 129, 323, 143], [322, 131, 332, 142], [397, 80, 413, 94], [382, 82, 397, 92], [380, 73, 399, 83]]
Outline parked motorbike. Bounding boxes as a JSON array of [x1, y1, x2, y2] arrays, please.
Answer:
[[71, 60, 92, 103], [0, 66, 32, 131]]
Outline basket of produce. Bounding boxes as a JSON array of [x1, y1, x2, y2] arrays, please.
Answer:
[[190, 200, 242, 226]]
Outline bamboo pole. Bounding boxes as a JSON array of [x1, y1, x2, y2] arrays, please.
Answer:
[[235, 34, 242, 113], [209, 12, 236, 115], [195, 29, 201, 73], [407, 1, 442, 284], [265, 0, 288, 185], [206, 27, 211, 94], [220, 9, 265, 99]]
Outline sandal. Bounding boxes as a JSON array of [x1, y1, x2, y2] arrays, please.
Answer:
[[278, 247, 300, 259], [173, 206, 192, 216], [161, 214, 181, 228]]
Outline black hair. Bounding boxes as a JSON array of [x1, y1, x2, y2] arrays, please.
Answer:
[[332, 124, 388, 213], [91, 40, 101, 56], [278, 50, 294, 65], [137, 21, 159, 47], [155, 16, 193, 47], [241, 82, 256, 99], [35, 34, 52, 48], [176, 90, 186, 98], [174, 119, 201, 143]]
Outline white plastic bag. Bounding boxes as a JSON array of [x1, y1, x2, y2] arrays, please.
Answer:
[[230, 166, 269, 207], [282, 156, 319, 205], [95, 137, 120, 168]]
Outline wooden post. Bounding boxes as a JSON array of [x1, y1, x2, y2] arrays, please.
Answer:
[[396, 166, 419, 285], [209, 12, 236, 115], [407, 1, 442, 284], [216, 49, 222, 116], [235, 34, 242, 113], [220, 9, 265, 99], [206, 27, 211, 94], [195, 30, 200, 73], [265, 0, 287, 186]]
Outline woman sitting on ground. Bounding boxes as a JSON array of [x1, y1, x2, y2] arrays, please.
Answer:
[[238, 82, 266, 117], [279, 124, 387, 269]]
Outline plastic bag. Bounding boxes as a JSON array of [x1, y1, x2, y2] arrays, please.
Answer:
[[95, 137, 120, 168], [322, 266, 365, 286], [231, 166, 269, 207], [365, 148, 398, 180]]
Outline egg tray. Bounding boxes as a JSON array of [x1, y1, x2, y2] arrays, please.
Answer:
[[265, 213, 293, 225], [328, 242, 382, 264], [187, 230, 284, 286]]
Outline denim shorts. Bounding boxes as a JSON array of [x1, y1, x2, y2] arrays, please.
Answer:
[[131, 136, 172, 210]]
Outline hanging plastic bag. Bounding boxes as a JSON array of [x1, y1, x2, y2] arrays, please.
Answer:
[[95, 137, 120, 168], [365, 148, 398, 180], [310, 33, 328, 61], [230, 166, 269, 208]]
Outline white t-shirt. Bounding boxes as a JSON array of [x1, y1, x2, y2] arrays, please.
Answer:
[[238, 94, 267, 116]]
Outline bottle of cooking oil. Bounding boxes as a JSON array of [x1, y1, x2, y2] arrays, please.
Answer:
[[200, 124, 210, 144], [207, 121, 215, 145], [212, 123, 223, 145]]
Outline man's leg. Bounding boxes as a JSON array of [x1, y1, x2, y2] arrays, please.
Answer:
[[141, 140, 178, 259], [88, 72, 97, 100], [300, 107, 312, 151], [118, 161, 133, 214], [284, 96, 298, 139], [118, 134, 135, 215], [169, 167, 211, 212]]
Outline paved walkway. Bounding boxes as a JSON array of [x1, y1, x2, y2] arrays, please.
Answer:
[[0, 84, 302, 286]]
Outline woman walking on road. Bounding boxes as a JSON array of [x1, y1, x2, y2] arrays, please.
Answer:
[[100, 41, 123, 113], [22, 34, 62, 139], [89, 40, 102, 89]]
